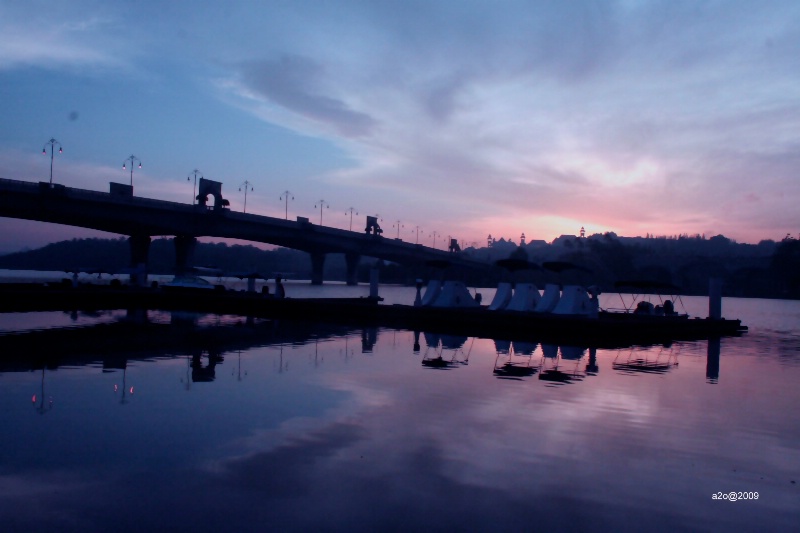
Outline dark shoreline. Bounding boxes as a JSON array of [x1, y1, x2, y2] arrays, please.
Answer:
[[0, 283, 746, 348]]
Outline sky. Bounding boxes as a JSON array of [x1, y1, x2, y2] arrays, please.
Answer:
[[1, 0, 799, 254]]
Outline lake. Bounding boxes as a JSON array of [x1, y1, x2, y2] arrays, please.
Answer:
[[1, 274, 798, 532]]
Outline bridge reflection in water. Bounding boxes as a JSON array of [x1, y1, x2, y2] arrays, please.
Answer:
[[0, 310, 719, 389]]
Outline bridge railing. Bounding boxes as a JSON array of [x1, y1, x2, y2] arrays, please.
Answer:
[[70, 187, 195, 212], [0, 177, 198, 212], [0, 177, 41, 192]]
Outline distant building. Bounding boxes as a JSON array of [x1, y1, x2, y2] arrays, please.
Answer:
[[520, 232, 526, 246], [552, 234, 578, 246]]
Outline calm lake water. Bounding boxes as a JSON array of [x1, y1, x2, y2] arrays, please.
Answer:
[[1, 272, 799, 532]]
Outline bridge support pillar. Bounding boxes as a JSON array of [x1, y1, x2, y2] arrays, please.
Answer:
[[345, 252, 360, 286], [174, 235, 197, 275], [128, 235, 151, 287], [310, 252, 326, 285]]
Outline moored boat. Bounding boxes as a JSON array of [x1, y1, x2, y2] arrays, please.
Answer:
[[0, 277, 746, 347], [397, 277, 746, 346], [161, 275, 220, 292]]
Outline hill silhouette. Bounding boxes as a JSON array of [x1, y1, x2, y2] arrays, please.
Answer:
[[0, 234, 798, 299], [0, 238, 326, 279]]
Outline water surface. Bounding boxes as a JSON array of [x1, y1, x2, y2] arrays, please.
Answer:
[[1, 291, 798, 532]]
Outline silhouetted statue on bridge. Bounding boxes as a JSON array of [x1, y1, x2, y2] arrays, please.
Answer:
[[196, 178, 230, 211], [365, 216, 383, 236]]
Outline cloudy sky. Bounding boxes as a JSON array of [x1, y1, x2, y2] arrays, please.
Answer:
[[1, 0, 798, 253]]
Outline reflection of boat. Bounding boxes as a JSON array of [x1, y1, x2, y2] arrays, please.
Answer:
[[493, 362, 536, 379], [612, 344, 679, 374], [421, 355, 458, 369], [489, 340, 596, 384], [493, 340, 538, 380], [538, 368, 576, 383], [441, 334, 467, 350], [538, 345, 587, 385], [494, 339, 511, 354], [513, 341, 537, 355], [421, 331, 470, 368]]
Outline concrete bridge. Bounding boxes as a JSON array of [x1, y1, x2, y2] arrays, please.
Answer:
[[0, 177, 488, 284]]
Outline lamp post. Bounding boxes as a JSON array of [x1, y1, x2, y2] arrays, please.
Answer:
[[122, 155, 142, 187], [393, 220, 404, 239], [31, 368, 53, 415], [430, 230, 440, 249], [345, 207, 358, 231], [115, 367, 134, 405], [411, 225, 423, 244], [239, 180, 254, 213], [280, 190, 294, 220], [314, 199, 329, 225], [42, 138, 62, 185], [187, 169, 203, 204]]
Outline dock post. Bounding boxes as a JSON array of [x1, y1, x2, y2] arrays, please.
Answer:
[[708, 278, 723, 319], [706, 337, 721, 383]]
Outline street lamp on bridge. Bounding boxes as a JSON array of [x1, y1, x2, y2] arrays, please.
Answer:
[[314, 199, 329, 225], [345, 207, 358, 231], [42, 138, 62, 185], [430, 230, 440, 249], [239, 180, 254, 213], [412, 225, 423, 244], [187, 169, 203, 204], [373, 214, 384, 230], [122, 155, 142, 187], [280, 190, 294, 220], [393, 220, 404, 239]]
